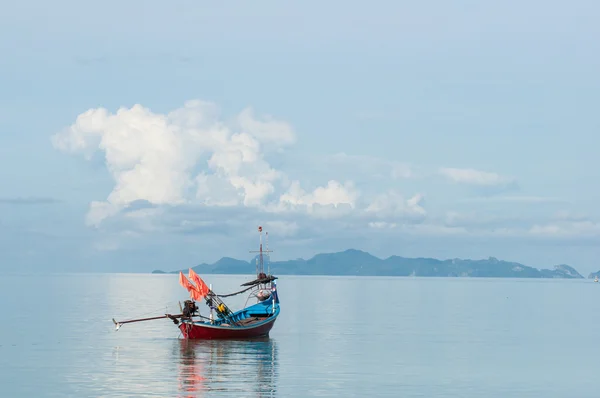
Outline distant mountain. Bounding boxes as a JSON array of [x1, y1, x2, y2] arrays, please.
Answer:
[[151, 249, 585, 279], [588, 271, 600, 279]]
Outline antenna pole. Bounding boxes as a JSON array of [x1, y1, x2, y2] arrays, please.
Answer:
[[249, 225, 272, 278], [266, 232, 270, 275], [259, 226, 263, 276]]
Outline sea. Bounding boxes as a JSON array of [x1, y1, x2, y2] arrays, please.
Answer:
[[0, 273, 598, 397]]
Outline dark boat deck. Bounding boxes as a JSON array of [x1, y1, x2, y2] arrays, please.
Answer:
[[219, 315, 270, 327]]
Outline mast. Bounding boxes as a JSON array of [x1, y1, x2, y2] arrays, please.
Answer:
[[249, 225, 272, 278], [259, 226, 263, 275], [266, 231, 270, 275]]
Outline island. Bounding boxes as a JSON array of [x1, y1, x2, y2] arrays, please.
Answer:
[[152, 249, 585, 279], [588, 271, 600, 279]]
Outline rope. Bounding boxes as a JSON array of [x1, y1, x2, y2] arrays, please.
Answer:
[[213, 285, 256, 298]]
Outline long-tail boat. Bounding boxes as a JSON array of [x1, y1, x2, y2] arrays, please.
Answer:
[[112, 226, 280, 339]]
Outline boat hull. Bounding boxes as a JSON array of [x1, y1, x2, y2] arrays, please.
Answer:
[[179, 315, 278, 339]]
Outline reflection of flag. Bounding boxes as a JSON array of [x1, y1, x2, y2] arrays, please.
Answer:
[[178, 341, 206, 394]]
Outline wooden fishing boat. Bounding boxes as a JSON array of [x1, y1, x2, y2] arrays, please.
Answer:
[[112, 226, 280, 340], [178, 284, 279, 339]]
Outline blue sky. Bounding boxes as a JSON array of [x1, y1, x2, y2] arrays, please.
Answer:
[[1, 0, 599, 274]]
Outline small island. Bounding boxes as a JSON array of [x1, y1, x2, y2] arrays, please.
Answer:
[[152, 249, 585, 279], [588, 271, 600, 279]]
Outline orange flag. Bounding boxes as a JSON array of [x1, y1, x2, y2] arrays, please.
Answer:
[[190, 287, 204, 301], [189, 269, 210, 298], [179, 270, 211, 301], [180, 271, 205, 301], [179, 271, 195, 292]]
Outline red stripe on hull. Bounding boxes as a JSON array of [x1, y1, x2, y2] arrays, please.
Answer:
[[179, 318, 277, 340]]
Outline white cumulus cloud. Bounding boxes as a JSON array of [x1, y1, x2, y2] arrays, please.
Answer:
[[52, 100, 296, 226], [53, 99, 368, 228]]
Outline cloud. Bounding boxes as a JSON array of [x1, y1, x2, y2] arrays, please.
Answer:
[[423, 208, 600, 243], [54, 98, 593, 250], [440, 211, 537, 233], [365, 191, 426, 222], [278, 180, 358, 210], [439, 167, 519, 196], [551, 210, 590, 222], [439, 167, 515, 187], [52, 100, 302, 225], [529, 220, 600, 238], [368, 221, 397, 229], [52, 103, 200, 213], [235, 108, 296, 150], [460, 195, 565, 204], [53, 100, 373, 228]]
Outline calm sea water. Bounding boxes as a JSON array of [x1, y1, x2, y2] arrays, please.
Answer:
[[0, 273, 599, 397]]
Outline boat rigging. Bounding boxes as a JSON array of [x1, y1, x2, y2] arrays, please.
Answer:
[[112, 226, 280, 339]]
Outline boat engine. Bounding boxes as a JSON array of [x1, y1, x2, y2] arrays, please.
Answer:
[[182, 300, 199, 318]]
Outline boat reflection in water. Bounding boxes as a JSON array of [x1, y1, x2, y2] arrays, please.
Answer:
[[176, 337, 278, 397]]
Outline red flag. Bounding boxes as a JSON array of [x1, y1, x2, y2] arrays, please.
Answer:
[[188, 269, 209, 298], [189, 286, 204, 301], [179, 271, 194, 292], [179, 271, 204, 301]]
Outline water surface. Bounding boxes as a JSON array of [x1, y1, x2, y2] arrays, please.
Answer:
[[0, 274, 598, 397]]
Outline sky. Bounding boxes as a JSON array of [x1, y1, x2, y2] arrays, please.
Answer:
[[1, 0, 599, 274]]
